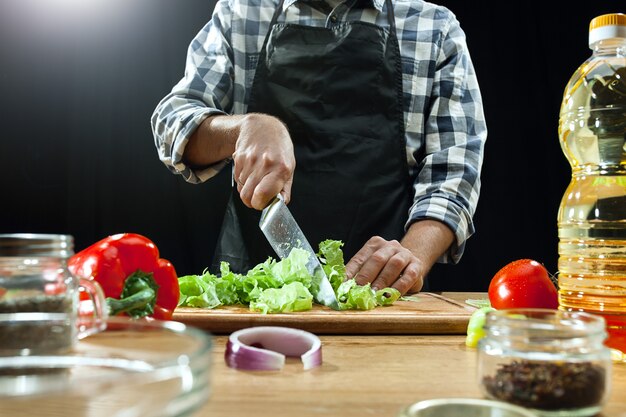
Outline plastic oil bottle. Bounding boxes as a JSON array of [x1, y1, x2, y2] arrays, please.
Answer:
[[557, 13, 626, 359]]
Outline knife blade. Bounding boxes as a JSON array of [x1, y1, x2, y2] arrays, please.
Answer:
[[259, 194, 340, 310]]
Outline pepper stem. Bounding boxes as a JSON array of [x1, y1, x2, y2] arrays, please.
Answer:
[[106, 270, 160, 318]]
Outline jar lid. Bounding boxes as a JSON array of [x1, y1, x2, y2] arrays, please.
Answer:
[[482, 308, 608, 349], [0, 234, 74, 258], [589, 13, 626, 45]]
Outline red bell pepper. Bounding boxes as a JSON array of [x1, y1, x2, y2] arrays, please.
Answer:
[[68, 233, 179, 320]]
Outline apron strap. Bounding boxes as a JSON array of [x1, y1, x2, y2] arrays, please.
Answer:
[[269, 0, 286, 27], [384, 0, 396, 34]]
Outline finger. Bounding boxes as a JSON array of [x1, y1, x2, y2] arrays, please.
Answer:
[[233, 158, 253, 204], [391, 261, 424, 295], [236, 156, 269, 209], [400, 263, 424, 294], [234, 172, 246, 189], [238, 180, 253, 208], [345, 247, 375, 282], [280, 176, 293, 205], [406, 281, 424, 294], [250, 171, 288, 210], [345, 236, 385, 281], [391, 272, 421, 295], [232, 151, 248, 186], [352, 246, 398, 287], [370, 252, 410, 291], [345, 237, 382, 279]]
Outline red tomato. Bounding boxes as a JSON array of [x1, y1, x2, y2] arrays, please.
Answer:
[[488, 259, 558, 309]]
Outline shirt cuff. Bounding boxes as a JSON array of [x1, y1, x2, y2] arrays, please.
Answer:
[[169, 108, 229, 184], [405, 194, 475, 264]]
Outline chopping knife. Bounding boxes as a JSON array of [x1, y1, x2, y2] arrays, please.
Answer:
[[259, 194, 340, 310]]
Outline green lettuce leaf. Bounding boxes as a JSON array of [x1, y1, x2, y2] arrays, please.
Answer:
[[249, 281, 313, 314], [177, 239, 401, 312], [269, 248, 314, 287], [335, 279, 377, 310], [317, 239, 345, 292], [177, 273, 221, 309]]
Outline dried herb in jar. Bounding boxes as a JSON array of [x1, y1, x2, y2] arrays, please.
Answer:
[[0, 294, 74, 354], [0, 293, 71, 314], [482, 360, 606, 410]]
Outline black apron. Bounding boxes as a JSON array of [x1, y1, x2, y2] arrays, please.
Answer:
[[212, 0, 411, 273]]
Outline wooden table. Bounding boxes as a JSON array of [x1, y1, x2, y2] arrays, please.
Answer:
[[193, 293, 626, 417], [4, 293, 621, 416]]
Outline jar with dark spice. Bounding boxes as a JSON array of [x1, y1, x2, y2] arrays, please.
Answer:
[[477, 308, 612, 417], [0, 234, 106, 357]]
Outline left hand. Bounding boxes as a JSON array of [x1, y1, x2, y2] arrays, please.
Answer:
[[345, 236, 426, 295]]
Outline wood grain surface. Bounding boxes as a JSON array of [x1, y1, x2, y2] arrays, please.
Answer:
[[195, 334, 626, 417], [173, 292, 478, 335]]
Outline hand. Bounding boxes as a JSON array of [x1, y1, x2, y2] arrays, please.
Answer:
[[345, 236, 426, 295], [233, 113, 296, 210]]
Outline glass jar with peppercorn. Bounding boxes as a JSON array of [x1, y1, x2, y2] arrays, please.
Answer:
[[0, 234, 107, 356], [477, 308, 612, 417]]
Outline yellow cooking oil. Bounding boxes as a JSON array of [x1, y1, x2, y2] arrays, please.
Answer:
[[557, 13, 626, 357]]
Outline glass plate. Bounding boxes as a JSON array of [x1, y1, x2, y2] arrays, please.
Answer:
[[0, 317, 212, 417]]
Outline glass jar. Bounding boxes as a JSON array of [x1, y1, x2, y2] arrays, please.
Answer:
[[397, 398, 538, 417], [477, 308, 612, 417], [0, 234, 106, 355]]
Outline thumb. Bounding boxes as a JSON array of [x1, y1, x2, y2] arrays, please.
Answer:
[[280, 177, 293, 205]]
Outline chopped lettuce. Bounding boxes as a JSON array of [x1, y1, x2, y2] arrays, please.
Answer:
[[317, 239, 346, 292], [250, 281, 313, 314], [177, 273, 221, 309], [177, 240, 401, 313], [269, 248, 314, 286], [336, 279, 376, 310]]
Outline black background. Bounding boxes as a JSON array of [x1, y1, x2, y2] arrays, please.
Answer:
[[0, 1, 620, 291]]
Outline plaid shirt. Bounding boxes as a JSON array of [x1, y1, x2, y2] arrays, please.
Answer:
[[151, 0, 487, 263]]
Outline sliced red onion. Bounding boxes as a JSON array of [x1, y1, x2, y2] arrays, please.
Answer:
[[225, 326, 322, 371]]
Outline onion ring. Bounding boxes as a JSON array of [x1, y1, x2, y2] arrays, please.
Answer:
[[225, 326, 322, 371]]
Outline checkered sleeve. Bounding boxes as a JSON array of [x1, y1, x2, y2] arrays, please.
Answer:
[[150, 0, 235, 184], [406, 10, 487, 263]]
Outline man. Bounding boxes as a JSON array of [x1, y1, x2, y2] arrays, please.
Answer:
[[151, 0, 486, 295]]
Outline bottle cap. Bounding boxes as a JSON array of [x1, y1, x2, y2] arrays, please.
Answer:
[[589, 13, 626, 46]]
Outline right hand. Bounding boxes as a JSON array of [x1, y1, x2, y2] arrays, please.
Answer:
[[232, 113, 296, 210]]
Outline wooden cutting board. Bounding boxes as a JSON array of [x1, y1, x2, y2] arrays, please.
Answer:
[[172, 292, 477, 335]]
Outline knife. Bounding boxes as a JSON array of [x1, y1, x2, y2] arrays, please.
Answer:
[[259, 194, 340, 310]]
